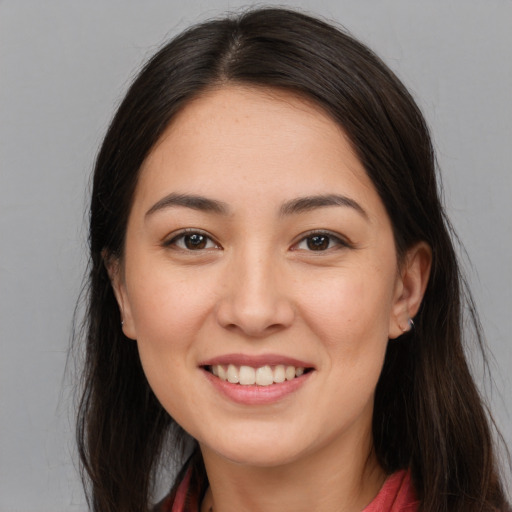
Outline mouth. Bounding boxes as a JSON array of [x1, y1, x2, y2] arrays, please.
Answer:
[[204, 364, 314, 386], [200, 356, 315, 405]]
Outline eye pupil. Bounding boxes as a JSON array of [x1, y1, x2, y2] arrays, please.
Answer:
[[185, 234, 207, 250], [307, 235, 329, 251]]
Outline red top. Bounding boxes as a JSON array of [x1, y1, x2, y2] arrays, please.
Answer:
[[362, 470, 418, 512], [160, 468, 418, 512]]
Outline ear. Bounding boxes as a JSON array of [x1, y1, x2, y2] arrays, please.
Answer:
[[388, 242, 432, 339], [103, 250, 137, 340]]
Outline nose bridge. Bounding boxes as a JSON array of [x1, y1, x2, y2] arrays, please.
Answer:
[[216, 240, 294, 336], [242, 246, 279, 309]]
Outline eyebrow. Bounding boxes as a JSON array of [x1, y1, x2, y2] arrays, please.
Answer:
[[279, 194, 368, 219], [145, 192, 368, 220], [145, 193, 230, 217]]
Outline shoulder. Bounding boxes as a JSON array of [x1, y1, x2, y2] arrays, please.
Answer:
[[363, 470, 419, 512], [153, 465, 200, 512]]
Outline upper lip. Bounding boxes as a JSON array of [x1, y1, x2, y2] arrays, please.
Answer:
[[199, 353, 314, 368]]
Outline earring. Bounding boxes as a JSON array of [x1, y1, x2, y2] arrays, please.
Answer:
[[401, 318, 415, 333]]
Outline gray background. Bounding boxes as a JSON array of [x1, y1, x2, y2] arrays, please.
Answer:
[[1, 1, 510, 510]]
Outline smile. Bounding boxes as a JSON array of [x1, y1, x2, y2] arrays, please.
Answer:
[[207, 364, 309, 386], [200, 354, 315, 404]]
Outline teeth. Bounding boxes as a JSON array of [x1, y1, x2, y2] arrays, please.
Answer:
[[227, 364, 239, 384], [285, 365, 296, 381], [210, 364, 307, 385], [274, 365, 285, 383], [218, 365, 227, 381], [239, 365, 256, 385], [255, 365, 274, 386]]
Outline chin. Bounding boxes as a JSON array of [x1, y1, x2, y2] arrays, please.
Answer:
[[199, 428, 316, 468], [215, 446, 303, 468]]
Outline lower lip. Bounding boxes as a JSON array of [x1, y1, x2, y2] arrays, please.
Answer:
[[202, 368, 313, 405]]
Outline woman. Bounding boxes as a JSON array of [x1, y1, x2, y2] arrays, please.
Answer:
[[77, 8, 510, 512]]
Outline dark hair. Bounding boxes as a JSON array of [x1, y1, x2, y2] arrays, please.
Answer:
[[77, 7, 509, 512]]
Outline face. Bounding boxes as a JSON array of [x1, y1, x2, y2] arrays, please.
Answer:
[[113, 86, 417, 469]]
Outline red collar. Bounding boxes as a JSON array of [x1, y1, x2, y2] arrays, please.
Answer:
[[164, 467, 418, 512]]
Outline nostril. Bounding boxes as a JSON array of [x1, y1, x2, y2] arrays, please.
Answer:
[[214, 283, 295, 336]]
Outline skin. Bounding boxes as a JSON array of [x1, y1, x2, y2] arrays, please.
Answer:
[[110, 86, 431, 512]]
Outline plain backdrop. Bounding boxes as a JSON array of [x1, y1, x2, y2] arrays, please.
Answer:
[[1, 1, 511, 510]]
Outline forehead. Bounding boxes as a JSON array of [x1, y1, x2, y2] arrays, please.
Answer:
[[146, 85, 350, 165], [134, 85, 383, 219]]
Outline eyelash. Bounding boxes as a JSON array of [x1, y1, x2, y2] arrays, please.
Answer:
[[292, 230, 351, 252], [163, 229, 350, 253], [164, 229, 221, 251]]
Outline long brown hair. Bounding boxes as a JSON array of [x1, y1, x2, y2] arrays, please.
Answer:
[[76, 8, 509, 511]]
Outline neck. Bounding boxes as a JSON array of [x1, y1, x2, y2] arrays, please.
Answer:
[[199, 429, 386, 512]]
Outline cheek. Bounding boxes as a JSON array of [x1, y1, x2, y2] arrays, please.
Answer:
[[125, 261, 218, 358], [296, 264, 396, 419], [300, 268, 394, 335], [125, 266, 217, 425]]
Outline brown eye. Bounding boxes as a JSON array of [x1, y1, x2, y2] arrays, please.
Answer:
[[184, 233, 207, 250], [293, 231, 349, 252], [166, 231, 219, 251], [306, 235, 330, 251]]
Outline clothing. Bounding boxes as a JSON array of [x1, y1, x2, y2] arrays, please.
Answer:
[[156, 467, 419, 512], [362, 470, 418, 512]]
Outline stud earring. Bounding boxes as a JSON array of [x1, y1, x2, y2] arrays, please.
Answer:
[[401, 317, 415, 333]]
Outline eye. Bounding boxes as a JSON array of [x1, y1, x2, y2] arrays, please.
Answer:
[[294, 231, 348, 252], [165, 230, 220, 251]]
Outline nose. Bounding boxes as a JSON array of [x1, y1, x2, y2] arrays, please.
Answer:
[[215, 249, 295, 338]]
